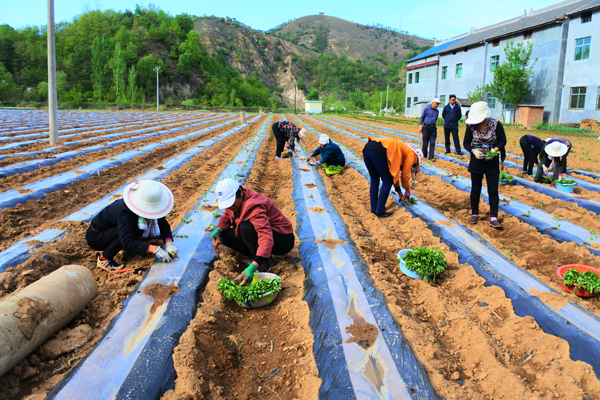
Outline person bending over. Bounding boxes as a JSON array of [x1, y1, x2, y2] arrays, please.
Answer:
[[271, 120, 307, 160], [534, 140, 570, 184], [519, 135, 545, 176], [362, 137, 423, 218], [307, 134, 346, 167], [463, 101, 506, 229], [86, 180, 177, 272], [210, 179, 294, 286]]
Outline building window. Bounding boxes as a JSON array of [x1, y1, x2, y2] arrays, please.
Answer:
[[415, 72, 420, 83], [582, 11, 592, 23], [441, 66, 447, 79], [487, 93, 496, 109], [440, 95, 446, 105], [414, 97, 418, 103], [596, 87, 600, 110], [408, 73, 412, 84], [456, 63, 462, 78], [491, 55, 499, 72], [407, 97, 411, 108], [575, 37, 591, 60], [492, 40, 500, 47], [570, 87, 586, 109], [523, 31, 532, 40]]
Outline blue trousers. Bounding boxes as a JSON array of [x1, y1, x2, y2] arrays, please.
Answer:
[[422, 125, 437, 160], [363, 150, 393, 215]]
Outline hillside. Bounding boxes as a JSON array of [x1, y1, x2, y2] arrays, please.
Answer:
[[271, 15, 432, 64]]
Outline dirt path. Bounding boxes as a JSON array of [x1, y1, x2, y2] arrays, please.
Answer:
[[163, 117, 321, 400], [294, 117, 600, 399]]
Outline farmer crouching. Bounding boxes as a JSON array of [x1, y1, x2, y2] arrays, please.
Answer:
[[306, 134, 346, 167], [534, 140, 571, 184], [86, 180, 177, 272], [210, 179, 294, 286]]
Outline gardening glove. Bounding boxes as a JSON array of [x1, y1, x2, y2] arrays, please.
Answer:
[[292, 151, 298, 157], [405, 189, 411, 200], [500, 161, 505, 171], [236, 264, 257, 286], [165, 242, 178, 258], [548, 163, 554, 172], [210, 228, 222, 245], [153, 247, 173, 263], [306, 153, 313, 161], [472, 149, 485, 160], [542, 164, 549, 175], [308, 160, 317, 166]]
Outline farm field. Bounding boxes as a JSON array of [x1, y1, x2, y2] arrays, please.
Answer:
[[1, 109, 600, 400]]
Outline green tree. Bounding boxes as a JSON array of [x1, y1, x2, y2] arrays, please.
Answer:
[[306, 88, 319, 100], [56, 70, 68, 101], [91, 34, 112, 101], [0, 62, 15, 102], [37, 81, 48, 101], [296, 77, 305, 91], [349, 87, 365, 110], [127, 65, 139, 105], [109, 42, 127, 104], [486, 40, 537, 123], [174, 13, 194, 41], [467, 85, 487, 104]]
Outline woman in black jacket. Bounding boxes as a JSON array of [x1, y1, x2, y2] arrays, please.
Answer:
[[463, 102, 506, 229], [86, 180, 177, 272]]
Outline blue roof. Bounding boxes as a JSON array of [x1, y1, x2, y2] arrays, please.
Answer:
[[407, 37, 465, 63]]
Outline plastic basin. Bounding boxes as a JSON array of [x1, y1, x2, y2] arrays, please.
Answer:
[[499, 178, 511, 186], [240, 272, 281, 308], [556, 264, 600, 298], [325, 168, 342, 175], [397, 249, 426, 280], [555, 182, 576, 193]]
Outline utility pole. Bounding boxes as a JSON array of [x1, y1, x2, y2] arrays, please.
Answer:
[[294, 85, 297, 114], [116, 58, 119, 107], [385, 85, 389, 116], [47, 0, 58, 145], [379, 92, 382, 115], [154, 66, 161, 111]]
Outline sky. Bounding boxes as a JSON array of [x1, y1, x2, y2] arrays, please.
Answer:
[[1, 0, 562, 40]]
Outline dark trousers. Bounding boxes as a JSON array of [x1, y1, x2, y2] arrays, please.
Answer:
[[470, 172, 500, 218], [221, 221, 294, 262], [363, 150, 393, 215], [520, 136, 538, 176], [444, 127, 461, 153], [272, 123, 286, 157], [86, 226, 123, 260], [422, 125, 437, 160], [324, 158, 345, 167]]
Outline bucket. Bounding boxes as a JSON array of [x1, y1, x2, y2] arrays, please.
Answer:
[[498, 178, 511, 186], [556, 264, 600, 298], [397, 249, 425, 280], [240, 272, 281, 308], [555, 182, 576, 193], [325, 168, 342, 175]]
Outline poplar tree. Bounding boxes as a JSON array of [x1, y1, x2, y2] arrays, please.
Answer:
[[91, 35, 112, 101]]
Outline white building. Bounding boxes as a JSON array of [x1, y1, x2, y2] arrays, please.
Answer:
[[304, 101, 324, 114], [404, 0, 600, 124]]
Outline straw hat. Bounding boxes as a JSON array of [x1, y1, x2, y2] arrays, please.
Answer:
[[466, 101, 491, 125], [545, 141, 568, 158], [123, 180, 174, 219], [319, 134, 330, 145], [298, 128, 307, 139], [215, 179, 240, 209]]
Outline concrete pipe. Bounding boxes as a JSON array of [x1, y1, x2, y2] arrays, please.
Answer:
[[0, 265, 97, 377], [240, 111, 246, 124]]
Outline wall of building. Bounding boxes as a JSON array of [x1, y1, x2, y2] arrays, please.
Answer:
[[404, 55, 439, 117], [560, 9, 600, 123]]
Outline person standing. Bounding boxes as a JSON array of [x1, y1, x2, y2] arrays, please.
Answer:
[[86, 180, 178, 272], [419, 98, 440, 162], [271, 120, 306, 160], [210, 179, 295, 286], [519, 135, 545, 176], [463, 101, 506, 229], [442, 95, 462, 154], [307, 134, 346, 167], [362, 137, 423, 218]]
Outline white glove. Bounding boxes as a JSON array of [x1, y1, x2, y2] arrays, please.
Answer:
[[542, 164, 549, 174], [165, 242, 178, 258], [153, 247, 173, 263], [472, 149, 485, 160]]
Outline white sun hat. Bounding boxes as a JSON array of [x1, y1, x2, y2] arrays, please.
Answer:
[[432, 98, 441, 104], [545, 141, 568, 158], [319, 134, 330, 145], [123, 180, 174, 219], [215, 178, 240, 209], [465, 101, 491, 125], [298, 128, 307, 139]]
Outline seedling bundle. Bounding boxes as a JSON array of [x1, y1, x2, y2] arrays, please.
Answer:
[[399, 247, 447, 283], [217, 276, 282, 306], [499, 171, 514, 185], [485, 150, 500, 159], [561, 268, 600, 296], [322, 163, 343, 175]]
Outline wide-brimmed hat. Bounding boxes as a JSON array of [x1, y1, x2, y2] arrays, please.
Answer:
[[319, 134, 330, 145], [215, 178, 240, 209], [123, 180, 174, 219], [466, 101, 491, 125], [545, 141, 568, 158], [298, 128, 307, 139]]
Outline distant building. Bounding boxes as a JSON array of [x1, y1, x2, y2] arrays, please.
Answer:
[[305, 101, 324, 113], [404, 0, 600, 124], [319, 12, 324, 15]]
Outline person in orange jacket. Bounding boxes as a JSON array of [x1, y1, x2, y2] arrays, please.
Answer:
[[362, 137, 423, 217]]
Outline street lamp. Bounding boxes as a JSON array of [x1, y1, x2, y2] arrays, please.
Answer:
[[154, 66, 161, 111], [379, 92, 382, 114]]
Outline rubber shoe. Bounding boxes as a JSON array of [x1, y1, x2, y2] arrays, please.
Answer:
[[275, 156, 283, 160], [469, 215, 478, 224], [97, 256, 124, 272], [490, 220, 502, 229], [375, 211, 395, 218]]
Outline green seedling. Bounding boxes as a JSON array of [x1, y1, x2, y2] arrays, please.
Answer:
[[551, 224, 561, 230], [174, 234, 189, 239], [562, 268, 600, 294], [552, 215, 560, 220], [217, 277, 282, 306], [553, 179, 577, 185], [400, 247, 447, 283], [523, 210, 531, 217], [406, 197, 418, 205], [485, 150, 500, 159], [537, 203, 544, 209], [213, 211, 220, 218], [181, 217, 192, 224], [499, 171, 514, 182]]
